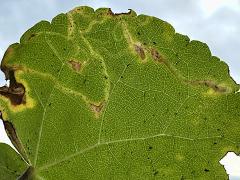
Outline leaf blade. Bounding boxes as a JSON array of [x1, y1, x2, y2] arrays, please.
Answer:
[[0, 6, 239, 179]]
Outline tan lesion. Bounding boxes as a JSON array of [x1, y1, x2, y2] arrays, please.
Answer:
[[121, 22, 148, 63], [188, 80, 229, 93], [134, 44, 146, 61], [150, 48, 165, 63], [188, 80, 232, 96], [68, 59, 86, 72], [90, 101, 105, 118]]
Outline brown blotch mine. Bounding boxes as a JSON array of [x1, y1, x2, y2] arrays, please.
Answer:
[[134, 44, 146, 60], [188, 80, 228, 93], [151, 48, 164, 63], [0, 69, 25, 106], [90, 102, 105, 118], [68, 60, 82, 72]]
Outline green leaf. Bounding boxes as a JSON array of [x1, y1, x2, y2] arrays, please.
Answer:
[[0, 143, 27, 179], [0, 6, 240, 179]]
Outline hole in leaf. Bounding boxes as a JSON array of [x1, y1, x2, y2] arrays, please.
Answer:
[[220, 152, 240, 177]]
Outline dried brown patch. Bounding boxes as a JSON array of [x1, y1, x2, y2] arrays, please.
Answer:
[[3, 120, 29, 163], [188, 80, 228, 93], [134, 44, 146, 60], [28, 33, 36, 41], [90, 102, 105, 118], [3, 121, 19, 149], [107, 8, 115, 16], [0, 69, 25, 106], [151, 48, 164, 63], [107, 8, 135, 16], [68, 60, 82, 72]]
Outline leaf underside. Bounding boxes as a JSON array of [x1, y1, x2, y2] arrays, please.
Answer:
[[0, 6, 239, 180]]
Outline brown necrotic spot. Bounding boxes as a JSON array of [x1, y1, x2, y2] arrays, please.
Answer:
[[204, 168, 210, 172], [28, 33, 36, 41], [151, 48, 164, 63], [68, 60, 82, 72], [2, 120, 29, 163], [91, 103, 103, 113], [0, 70, 25, 106], [211, 84, 228, 93], [90, 102, 105, 118], [187, 80, 228, 93], [134, 44, 145, 60]]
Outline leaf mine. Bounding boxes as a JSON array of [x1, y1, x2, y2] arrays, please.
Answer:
[[0, 70, 25, 106], [68, 60, 82, 72], [90, 102, 105, 118], [134, 44, 146, 60], [151, 48, 165, 63], [187, 80, 230, 94]]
